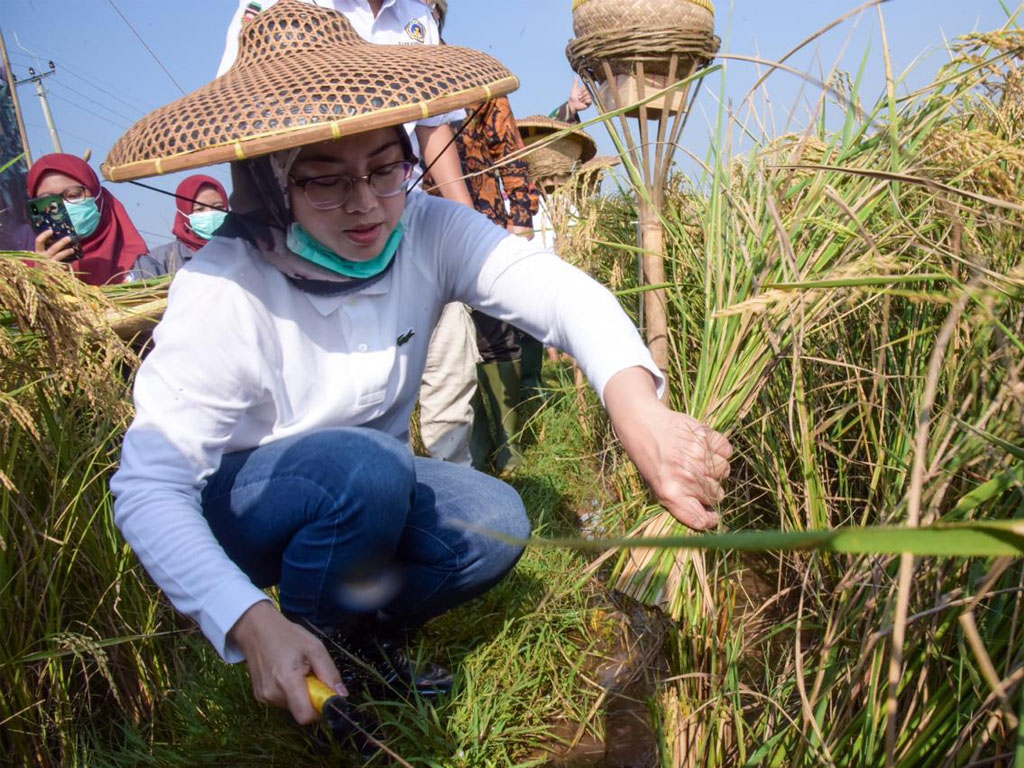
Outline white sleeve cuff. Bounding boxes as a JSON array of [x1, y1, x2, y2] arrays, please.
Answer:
[[591, 358, 666, 407], [200, 582, 274, 663]]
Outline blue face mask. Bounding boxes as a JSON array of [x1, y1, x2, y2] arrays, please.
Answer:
[[65, 197, 101, 238], [286, 221, 404, 279], [188, 209, 228, 240]]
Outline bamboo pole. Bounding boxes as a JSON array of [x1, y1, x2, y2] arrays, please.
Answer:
[[0, 28, 32, 166]]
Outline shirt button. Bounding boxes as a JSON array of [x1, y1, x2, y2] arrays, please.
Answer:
[[357, 343, 368, 352]]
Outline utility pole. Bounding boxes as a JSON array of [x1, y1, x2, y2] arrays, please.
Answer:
[[0, 28, 32, 166], [18, 61, 62, 154]]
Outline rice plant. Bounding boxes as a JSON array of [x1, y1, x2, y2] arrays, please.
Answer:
[[0, 255, 175, 767], [571, 19, 1024, 768]]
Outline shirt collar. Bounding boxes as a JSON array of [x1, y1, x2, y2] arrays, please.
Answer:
[[303, 268, 394, 316]]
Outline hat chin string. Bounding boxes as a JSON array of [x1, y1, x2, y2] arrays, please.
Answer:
[[409, 102, 485, 193], [269, 148, 303, 212]]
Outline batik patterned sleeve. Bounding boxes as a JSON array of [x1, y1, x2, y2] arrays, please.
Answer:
[[550, 100, 581, 124], [487, 97, 540, 227]]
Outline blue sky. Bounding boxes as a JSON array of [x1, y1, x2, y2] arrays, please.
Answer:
[[3, 0, 1016, 246]]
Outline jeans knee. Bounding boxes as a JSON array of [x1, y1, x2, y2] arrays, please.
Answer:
[[497, 483, 530, 542], [477, 480, 530, 571], [306, 428, 414, 504]]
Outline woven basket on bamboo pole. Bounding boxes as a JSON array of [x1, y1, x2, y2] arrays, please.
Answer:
[[567, 0, 719, 118], [517, 115, 597, 190]]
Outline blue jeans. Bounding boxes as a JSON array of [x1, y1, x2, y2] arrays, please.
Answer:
[[200, 428, 530, 629]]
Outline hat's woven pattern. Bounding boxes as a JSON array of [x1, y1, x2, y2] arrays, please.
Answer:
[[573, 0, 714, 12], [567, 0, 718, 80], [517, 115, 597, 182], [103, 0, 518, 181]]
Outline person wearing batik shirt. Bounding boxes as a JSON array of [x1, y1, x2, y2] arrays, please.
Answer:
[[428, 96, 543, 474]]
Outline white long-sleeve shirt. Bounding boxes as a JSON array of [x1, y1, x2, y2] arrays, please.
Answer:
[[110, 192, 662, 661]]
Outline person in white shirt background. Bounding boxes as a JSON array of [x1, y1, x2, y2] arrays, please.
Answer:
[[110, 0, 732, 730], [220, 0, 481, 467]]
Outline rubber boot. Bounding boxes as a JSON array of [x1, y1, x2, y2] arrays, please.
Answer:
[[477, 360, 524, 475], [469, 388, 494, 471]]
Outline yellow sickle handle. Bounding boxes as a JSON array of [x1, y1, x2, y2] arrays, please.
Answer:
[[306, 675, 338, 715]]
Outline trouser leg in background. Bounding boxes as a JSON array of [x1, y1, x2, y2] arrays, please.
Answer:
[[419, 302, 479, 466], [200, 427, 530, 629], [477, 359, 525, 474], [518, 331, 545, 402], [471, 311, 527, 474]]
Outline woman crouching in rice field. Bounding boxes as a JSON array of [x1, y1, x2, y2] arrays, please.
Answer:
[[106, 0, 732, 732]]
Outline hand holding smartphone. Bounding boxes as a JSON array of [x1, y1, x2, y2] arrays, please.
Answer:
[[26, 194, 85, 262]]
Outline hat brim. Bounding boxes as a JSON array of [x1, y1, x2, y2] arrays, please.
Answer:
[[517, 115, 598, 164]]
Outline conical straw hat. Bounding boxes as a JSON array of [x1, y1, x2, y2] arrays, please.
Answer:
[[102, 0, 518, 181], [516, 115, 597, 188], [517, 115, 597, 162]]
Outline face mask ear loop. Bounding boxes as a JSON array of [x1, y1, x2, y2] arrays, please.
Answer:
[[408, 101, 485, 193]]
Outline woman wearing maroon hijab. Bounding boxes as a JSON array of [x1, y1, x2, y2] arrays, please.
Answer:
[[132, 174, 229, 278], [28, 153, 149, 286]]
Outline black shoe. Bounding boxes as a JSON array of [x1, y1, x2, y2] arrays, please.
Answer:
[[289, 613, 454, 698], [372, 631, 454, 697]]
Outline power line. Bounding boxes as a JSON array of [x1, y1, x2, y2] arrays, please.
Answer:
[[57, 65, 150, 117], [49, 79, 139, 126], [48, 91, 130, 131], [10, 43, 158, 113], [24, 119, 103, 149], [137, 228, 174, 243], [105, 0, 187, 96]]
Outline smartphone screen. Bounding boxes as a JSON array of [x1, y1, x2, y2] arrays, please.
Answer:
[[25, 194, 84, 261]]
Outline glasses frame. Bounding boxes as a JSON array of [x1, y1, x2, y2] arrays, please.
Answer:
[[290, 160, 414, 211], [59, 185, 89, 203]]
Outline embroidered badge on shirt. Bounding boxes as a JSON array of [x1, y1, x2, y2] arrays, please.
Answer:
[[396, 328, 416, 346], [241, 1, 263, 27], [405, 20, 426, 42]]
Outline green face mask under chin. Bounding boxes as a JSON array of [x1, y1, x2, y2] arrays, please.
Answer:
[[286, 221, 404, 279]]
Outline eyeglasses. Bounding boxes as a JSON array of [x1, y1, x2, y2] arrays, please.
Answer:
[[58, 185, 89, 203], [290, 161, 413, 211]]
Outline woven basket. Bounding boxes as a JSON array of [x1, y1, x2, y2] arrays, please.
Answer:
[[573, 154, 620, 197], [102, 0, 517, 181], [567, 0, 717, 82], [517, 115, 597, 184], [573, 0, 714, 38], [598, 71, 692, 118]]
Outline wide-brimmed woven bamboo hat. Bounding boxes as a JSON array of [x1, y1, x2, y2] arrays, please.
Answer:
[[518, 114, 597, 164], [101, 0, 518, 181], [516, 115, 597, 190]]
